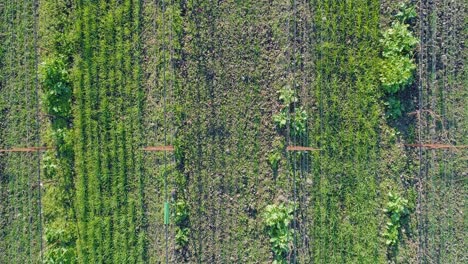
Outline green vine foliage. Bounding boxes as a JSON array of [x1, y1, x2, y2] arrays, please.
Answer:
[[44, 227, 76, 264], [273, 86, 308, 136], [40, 56, 77, 264], [395, 2, 417, 24], [174, 200, 190, 248], [40, 58, 72, 127], [263, 203, 294, 264], [268, 151, 281, 173], [379, 2, 418, 119], [383, 192, 410, 247], [379, 54, 416, 94], [380, 22, 418, 60]]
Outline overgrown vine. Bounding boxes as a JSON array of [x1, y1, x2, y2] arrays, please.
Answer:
[[379, 1, 418, 119], [383, 192, 411, 257], [263, 203, 295, 264]]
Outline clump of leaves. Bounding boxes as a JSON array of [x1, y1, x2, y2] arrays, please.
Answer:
[[174, 200, 190, 248], [291, 107, 308, 136], [380, 22, 418, 59], [263, 203, 294, 264], [379, 1, 418, 119], [380, 55, 416, 94], [44, 226, 76, 264], [395, 2, 417, 23], [383, 192, 409, 247], [278, 85, 298, 105], [273, 86, 308, 136], [40, 57, 72, 121], [384, 96, 404, 119], [268, 152, 281, 173]]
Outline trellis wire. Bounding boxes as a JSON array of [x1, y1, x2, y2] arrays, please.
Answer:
[[416, 0, 424, 262], [160, 0, 169, 262], [33, 0, 43, 260]]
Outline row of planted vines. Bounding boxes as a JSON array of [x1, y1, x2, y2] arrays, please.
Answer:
[[0, 0, 466, 263], [0, 0, 43, 263], [416, 0, 466, 262], [72, 0, 145, 262], [311, 0, 382, 262]]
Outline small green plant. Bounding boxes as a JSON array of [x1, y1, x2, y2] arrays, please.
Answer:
[[395, 2, 417, 23], [278, 85, 298, 105], [383, 192, 409, 247], [380, 22, 418, 59], [174, 200, 190, 248], [44, 227, 76, 264], [273, 110, 288, 129], [268, 151, 281, 173], [273, 86, 308, 136], [291, 107, 308, 136], [384, 96, 404, 119], [263, 203, 294, 264], [379, 55, 416, 94], [40, 57, 72, 122]]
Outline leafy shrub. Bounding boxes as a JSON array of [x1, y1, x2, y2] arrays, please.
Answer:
[[268, 151, 281, 173], [383, 192, 409, 247], [395, 2, 417, 23], [291, 107, 308, 136], [40, 58, 72, 122], [278, 85, 298, 105], [44, 227, 76, 264], [174, 200, 190, 248], [263, 203, 294, 264], [380, 55, 416, 94], [379, 1, 418, 119], [273, 110, 288, 129], [384, 97, 404, 119], [380, 22, 418, 58], [273, 86, 308, 136]]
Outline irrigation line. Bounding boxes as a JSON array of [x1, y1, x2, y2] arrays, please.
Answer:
[[439, 0, 447, 256], [32, 0, 43, 260], [11, 0, 20, 260], [192, 0, 204, 260], [160, 0, 169, 262], [429, 1, 438, 259], [22, 0, 33, 260], [445, 0, 455, 258], [416, 0, 425, 262], [291, 0, 298, 262], [13, 0, 22, 260], [317, 0, 324, 261], [300, 0, 311, 260], [306, 1, 315, 261], [0, 3, 6, 259], [169, 0, 175, 260]]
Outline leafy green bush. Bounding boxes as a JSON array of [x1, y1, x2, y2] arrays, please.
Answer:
[[263, 203, 294, 264], [44, 227, 76, 264], [395, 2, 417, 23], [380, 55, 416, 94], [40, 57, 72, 122], [273, 110, 288, 129], [268, 151, 281, 173], [379, 1, 418, 119], [380, 22, 418, 59], [174, 200, 190, 248], [291, 107, 308, 136], [273, 86, 308, 136], [278, 85, 298, 105], [383, 192, 409, 247], [384, 97, 404, 119]]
